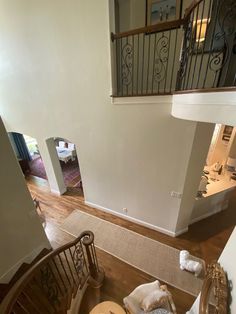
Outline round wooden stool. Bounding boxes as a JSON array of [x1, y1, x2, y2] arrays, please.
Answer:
[[89, 301, 126, 314]]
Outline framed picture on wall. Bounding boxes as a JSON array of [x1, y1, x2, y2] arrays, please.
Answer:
[[146, 0, 182, 26], [222, 125, 233, 141]]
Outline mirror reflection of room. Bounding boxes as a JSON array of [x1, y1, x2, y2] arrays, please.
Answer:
[[197, 124, 236, 198]]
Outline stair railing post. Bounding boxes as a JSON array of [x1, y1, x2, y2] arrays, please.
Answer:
[[81, 231, 104, 288]]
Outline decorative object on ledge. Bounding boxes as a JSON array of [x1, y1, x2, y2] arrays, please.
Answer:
[[146, 0, 183, 26], [199, 262, 229, 314]]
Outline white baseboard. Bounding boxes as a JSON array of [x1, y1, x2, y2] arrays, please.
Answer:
[[112, 95, 172, 105], [51, 187, 67, 195], [174, 227, 189, 237], [85, 200, 179, 237], [0, 242, 51, 284]]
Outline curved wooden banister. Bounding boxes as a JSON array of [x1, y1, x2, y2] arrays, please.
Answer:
[[0, 230, 104, 314]]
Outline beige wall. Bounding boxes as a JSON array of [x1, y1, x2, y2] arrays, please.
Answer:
[[0, 0, 205, 236], [175, 122, 214, 233], [0, 117, 50, 283]]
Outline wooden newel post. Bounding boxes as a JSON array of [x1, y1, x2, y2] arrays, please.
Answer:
[[82, 231, 104, 288]]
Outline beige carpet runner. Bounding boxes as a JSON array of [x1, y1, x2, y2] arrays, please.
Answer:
[[60, 210, 204, 296]]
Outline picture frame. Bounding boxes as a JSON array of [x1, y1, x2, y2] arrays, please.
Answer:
[[146, 0, 182, 26], [222, 125, 233, 142]]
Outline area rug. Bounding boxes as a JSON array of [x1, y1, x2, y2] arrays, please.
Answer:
[[29, 157, 80, 187], [60, 210, 205, 296]]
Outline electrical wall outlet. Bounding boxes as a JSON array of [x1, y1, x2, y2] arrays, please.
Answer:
[[171, 191, 182, 199]]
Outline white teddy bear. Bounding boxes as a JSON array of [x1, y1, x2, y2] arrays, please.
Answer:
[[179, 250, 202, 277]]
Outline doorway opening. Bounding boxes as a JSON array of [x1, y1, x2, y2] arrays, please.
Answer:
[[54, 138, 83, 196], [191, 124, 236, 224], [8, 132, 47, 180]]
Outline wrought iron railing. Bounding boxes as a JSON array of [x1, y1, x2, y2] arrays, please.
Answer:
[[111, 20, 183, 97], [0, 231, 104, 314], [177, 0, 236, 91], [111, 0, 236, 97]]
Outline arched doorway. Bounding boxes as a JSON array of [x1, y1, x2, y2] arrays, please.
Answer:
[[53, 137, 83, 195], [8, 132, 47, 180]]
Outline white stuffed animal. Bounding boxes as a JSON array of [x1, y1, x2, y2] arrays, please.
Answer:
[[179, 250, 202, 277]]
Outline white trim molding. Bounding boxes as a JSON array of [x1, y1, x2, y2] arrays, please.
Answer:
[[172, 91, 236, 125], [112, 95, 173, 106], [174, 227, 189, 237], [51, 187, 67, 195], [85, 200, 186, 237]]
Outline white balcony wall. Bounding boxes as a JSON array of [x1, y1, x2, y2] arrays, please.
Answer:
[[172, 91, 236, 126]]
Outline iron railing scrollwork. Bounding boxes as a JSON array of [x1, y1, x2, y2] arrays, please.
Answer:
[[0, 231, 104, 314], [153, 33, 169, 86], [112, 0, 236, 96], [40, 263, 61, 309], [177, 0, 236, 91], [121, 41, 133, 87], [112, 20, 182, 96]]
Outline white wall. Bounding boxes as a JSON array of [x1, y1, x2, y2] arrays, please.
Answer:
[[175, 122, 214, 233], [0, 117, 50, 283], [0, 0, 211, 236]]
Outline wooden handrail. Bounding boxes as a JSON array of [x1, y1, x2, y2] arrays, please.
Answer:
[[111, 19, 184, 41], [0, 230, 104, 314], [111, 0, 205, 41]]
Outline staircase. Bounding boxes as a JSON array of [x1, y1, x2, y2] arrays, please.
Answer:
[[0, 231, 104, 314]]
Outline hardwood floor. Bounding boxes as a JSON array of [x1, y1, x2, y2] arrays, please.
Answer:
[[26, 175, 236, 313]]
